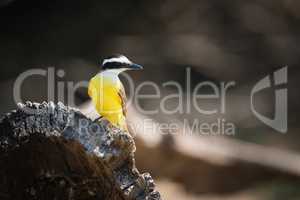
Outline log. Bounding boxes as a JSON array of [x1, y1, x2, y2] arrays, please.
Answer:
[[0, 101, 161, 200], [127, 106, 300, 194]]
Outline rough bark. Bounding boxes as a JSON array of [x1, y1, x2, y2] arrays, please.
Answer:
[[0, 101, 161, 200]]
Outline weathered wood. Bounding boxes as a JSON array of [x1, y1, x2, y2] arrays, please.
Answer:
[[0, 101, 161, 200]]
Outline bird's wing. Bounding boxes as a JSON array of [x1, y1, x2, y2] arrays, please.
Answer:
[[118, 84, 127, 116]]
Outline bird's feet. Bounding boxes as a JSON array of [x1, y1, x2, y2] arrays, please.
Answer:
[[93, 116, 103, 123]]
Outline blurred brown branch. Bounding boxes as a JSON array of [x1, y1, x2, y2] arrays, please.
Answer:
[[81, 102, 300, 194]]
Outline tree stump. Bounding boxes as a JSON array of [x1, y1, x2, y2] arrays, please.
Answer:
[[0, 102, 161, 200]]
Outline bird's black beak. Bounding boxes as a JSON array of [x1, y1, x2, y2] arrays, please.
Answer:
[[129, 63, 143, 70]]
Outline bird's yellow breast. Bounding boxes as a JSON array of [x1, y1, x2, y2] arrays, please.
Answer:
[[88, 73, 127, 130]]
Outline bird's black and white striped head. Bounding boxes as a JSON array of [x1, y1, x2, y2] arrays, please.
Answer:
[[102, 54, 143, 71]]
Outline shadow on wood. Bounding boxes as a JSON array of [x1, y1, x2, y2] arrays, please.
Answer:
[[0, 101, 161, 200]]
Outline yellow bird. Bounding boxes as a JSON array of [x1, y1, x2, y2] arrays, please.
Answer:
[[88, 54, 143, 131]]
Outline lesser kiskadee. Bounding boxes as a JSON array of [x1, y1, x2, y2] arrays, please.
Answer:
[[88, 54, 143, 131]]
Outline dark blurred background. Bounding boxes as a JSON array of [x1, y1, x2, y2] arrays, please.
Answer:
[[1, 0, 300, 199]]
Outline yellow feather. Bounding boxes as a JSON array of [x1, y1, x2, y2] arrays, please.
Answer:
[[88, 73, 128, 131]]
